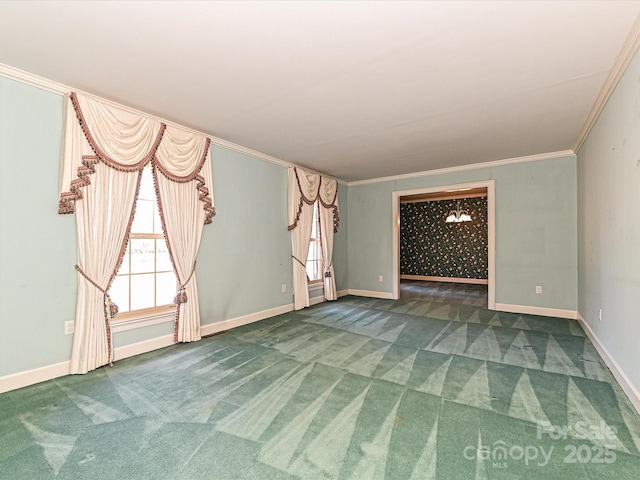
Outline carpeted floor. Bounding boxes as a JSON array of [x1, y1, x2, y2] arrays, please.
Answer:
[[2, 282, 640, 479]]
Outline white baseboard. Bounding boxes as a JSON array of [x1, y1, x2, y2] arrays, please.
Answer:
[[400, 275, 488, 285], [0, 361, 70, 394], [309, 295, 326, 306], [114, 334, 176, 361], [495, 303, 578, 319], [0, 302, 297, 394], [347, 289, 394, 299], [337, 289, 349, 298], [200, 303, 295, 337], [577, 313, 640, 415]]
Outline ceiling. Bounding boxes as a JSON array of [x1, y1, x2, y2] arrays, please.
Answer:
[[1, 1, 639, 182]]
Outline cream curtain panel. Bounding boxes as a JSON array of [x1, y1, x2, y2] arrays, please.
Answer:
[[154, 125, 214, 342], [318, 176, 339, 300], [59, 92, 214, 374], [287, 167, 339, 310]]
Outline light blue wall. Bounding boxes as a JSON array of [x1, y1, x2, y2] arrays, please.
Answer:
[[348, 156, 578, 311], [333, 182, 349, 292], [0, 78, 76, 376], [0, 75, 349, 378], [197, 145, 292, 323], [577, 47, 640, 392]]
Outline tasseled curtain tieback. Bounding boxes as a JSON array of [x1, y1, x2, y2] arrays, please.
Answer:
[[75, 265, 119, 318], [324, 266, 332, 278], [174, 286, 188, 305], [174, 262, 197, 305], [292, 255, 306, 268]]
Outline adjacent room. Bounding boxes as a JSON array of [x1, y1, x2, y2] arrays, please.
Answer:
[[1, 1, 640, 478]]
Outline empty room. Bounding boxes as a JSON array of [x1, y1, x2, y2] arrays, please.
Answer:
[[1, 1, 640, 479]]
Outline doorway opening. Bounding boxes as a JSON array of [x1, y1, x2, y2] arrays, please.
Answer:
[[391, 180, 496, 310]]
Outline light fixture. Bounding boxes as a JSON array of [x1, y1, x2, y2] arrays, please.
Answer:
[[445, 202, 472, 223]]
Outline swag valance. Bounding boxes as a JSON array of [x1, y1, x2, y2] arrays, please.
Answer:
[[58, 92, 215, 374], [288, 167, 339, 233], [59, 92, 214, 222]]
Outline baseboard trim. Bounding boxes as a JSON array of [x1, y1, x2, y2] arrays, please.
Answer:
[[400, 275, 488, 285], [0, 302, 298, 394], [495, 303, 578, 319], [114, 334, 176, 361], [577, 314, 640, 415], [201, 303, 295, 337], [347, 289, 394, 299], [308, 289, 350, 306], [0, 361, 70, 394], [309, 295, 326, 306]]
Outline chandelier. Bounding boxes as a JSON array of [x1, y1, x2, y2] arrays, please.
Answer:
[[445, 202, 472, 223]]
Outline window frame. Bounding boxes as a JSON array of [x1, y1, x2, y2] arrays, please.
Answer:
[[110, 166, 177, 322], [306, 200, 323, 285]]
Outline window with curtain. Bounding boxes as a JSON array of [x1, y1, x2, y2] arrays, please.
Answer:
[[58, 91, 215, 374], [110, 165, 176, 316], [306, 201, 322, 283], [288, 167, 339, 310]]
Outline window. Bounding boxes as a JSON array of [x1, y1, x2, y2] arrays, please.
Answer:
[[306, 201, 322, 283], [110, 166, 176, 316]]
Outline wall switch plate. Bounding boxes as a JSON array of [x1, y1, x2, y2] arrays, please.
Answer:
[[64, 321, 75, 335], [281, 283, 287, 293], [535, 286, 542, 294], [599, 309, 602, 321], [378, 275, 383, 282]]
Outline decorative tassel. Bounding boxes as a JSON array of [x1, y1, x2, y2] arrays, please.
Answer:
[[174, 286, 188, 305], [104, 294, 119, 319]]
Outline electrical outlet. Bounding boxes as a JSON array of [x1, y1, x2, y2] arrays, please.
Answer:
[[535, 286, 542, 295], [64, 321, 75, 335], [378, 275, 383, 282], [281, 283, 287, 293]]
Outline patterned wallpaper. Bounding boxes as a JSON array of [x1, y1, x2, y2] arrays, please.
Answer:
[[400, 197, 488, 279]]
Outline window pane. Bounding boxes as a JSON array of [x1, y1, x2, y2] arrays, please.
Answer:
[[111, 166, 179, 315], [156, 272, 176, 306], [131, 273, 155, 310], [117, 246, 130, 275], [131, 238, 155, 274], [307, 260, 321, 281], [131, 199, 154, 234], [310, 203, 319, 239], [307, 239, 320, 281], [110, 276, 130, 313], [306, 234, 322, 281], [153, 207, 163, 235], [156, 239, 173, 272], [138, 167, 155, 201], [307, 239, 319, 262]]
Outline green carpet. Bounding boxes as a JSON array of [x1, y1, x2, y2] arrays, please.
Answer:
[[2, 285, 640, 479]]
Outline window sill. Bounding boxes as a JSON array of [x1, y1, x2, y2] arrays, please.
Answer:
[[308, 281, 324, 292], [111, 306, 175, 333]]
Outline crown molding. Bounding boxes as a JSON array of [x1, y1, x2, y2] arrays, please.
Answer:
[[0, 63, 67, 94], [0, 63, 581, 188], [573, 13, 640, 154], [0, 63, 345, 184], [347, 150, 575, 187]]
